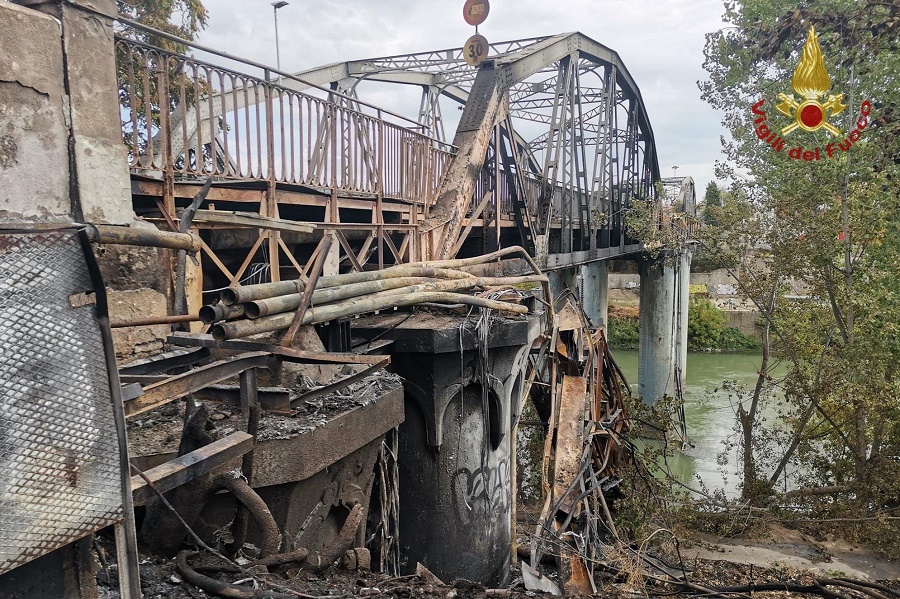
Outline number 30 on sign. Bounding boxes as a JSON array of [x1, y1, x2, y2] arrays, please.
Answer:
[[464, 34, 489, 67]]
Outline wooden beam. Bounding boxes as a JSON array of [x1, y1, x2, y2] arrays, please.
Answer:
[[188, 209, 316, 234], [130, 432, 254, 506], [199, 238, 236, 281], [335, 230, 362, 272]]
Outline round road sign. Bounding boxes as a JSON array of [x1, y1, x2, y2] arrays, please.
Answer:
[[463, 0, 490, 26], [463, 34, 489, 67]]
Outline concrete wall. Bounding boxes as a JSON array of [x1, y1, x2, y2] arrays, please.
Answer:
[[1, 0, 133, 224], [0, 2, 71, 220], [610, 268, 740, 292]]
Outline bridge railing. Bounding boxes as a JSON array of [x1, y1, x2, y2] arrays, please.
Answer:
[[116, 36, 454, 205]]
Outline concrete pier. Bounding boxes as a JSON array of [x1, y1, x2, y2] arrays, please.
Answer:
[[581, 260, 609, 328], [638, 257, 676, 405], [355, 312, 540, 586]]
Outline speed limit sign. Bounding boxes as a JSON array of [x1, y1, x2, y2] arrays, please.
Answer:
[[463, 34, 489, 67]]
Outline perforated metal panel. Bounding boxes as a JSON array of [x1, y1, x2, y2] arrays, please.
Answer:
[[0, 229, 123, 574]]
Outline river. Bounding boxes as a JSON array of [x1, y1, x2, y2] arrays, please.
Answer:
[[612, 350, 785, 498]]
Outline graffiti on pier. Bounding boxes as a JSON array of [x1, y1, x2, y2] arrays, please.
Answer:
[[451, 458, 510, 525]]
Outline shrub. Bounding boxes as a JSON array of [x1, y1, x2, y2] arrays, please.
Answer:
[[608, 316, 639, 349], [688, 297, 725, 350], [719, 326, 761, 352]]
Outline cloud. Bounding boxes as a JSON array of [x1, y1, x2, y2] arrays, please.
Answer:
[[195, 0, 729, 195]]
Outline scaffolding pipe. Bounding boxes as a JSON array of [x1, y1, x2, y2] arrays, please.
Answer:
[[245, 274, 546, 319], [245, 277, 435, 318], [110, 314, 199, 328], [212, 292, 529, 340], [84, 224, 201, 253], [221, 266, 475, 306], [198, 303, 247, 324]]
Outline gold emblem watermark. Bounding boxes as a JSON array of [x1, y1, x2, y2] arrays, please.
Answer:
[[750, 26, 871, 161]]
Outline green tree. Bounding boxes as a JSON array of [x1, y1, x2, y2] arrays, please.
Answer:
[[687, 296, 725, 350], [115, 0, 209, 157], [697, 0, 900, 543], [117, 0, 207, 48], [702, 181, 722, 225]]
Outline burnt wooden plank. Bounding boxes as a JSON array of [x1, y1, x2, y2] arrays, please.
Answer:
[[168, 333, 390, 366], [193, 384, 292, 414], [130, 431, 254, 506], [119, 347, 210, 375], [251, 385, 404, 487], [125, 352, 273, 418]]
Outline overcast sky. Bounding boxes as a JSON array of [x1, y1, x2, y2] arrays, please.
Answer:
[[195, 0, 729, 196]]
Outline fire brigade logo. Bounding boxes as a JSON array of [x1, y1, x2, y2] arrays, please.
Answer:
[[750, 26, 872, 161], [775, 26, 845, 136]]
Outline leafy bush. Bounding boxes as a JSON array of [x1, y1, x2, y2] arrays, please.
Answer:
[[688, 297, 726, 350], [608, 301, 761, 353], [719, 326, 761, 352], [608, 316, 639, 350]]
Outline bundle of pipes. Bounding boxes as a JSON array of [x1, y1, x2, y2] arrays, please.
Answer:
[[198, 247, 551, 342]]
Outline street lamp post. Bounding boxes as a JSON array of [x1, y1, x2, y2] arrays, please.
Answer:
[[272, 1, 288, 75], [671, 165, 679, 178]]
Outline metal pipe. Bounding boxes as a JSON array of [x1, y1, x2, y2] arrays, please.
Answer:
[[110, 314, 199, 328], [222, 266, 473, 306], [84, 223, 201, 253], [212, 291, 530, 340], [399, 245, 552, 320], [221, 279, 305, 305], [245, 276, 435, 318], [199, 303, 247, 324], [246, 274, 545, 319]]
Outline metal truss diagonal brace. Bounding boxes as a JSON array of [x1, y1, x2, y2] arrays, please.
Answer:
[[425, 67, 509, 260]]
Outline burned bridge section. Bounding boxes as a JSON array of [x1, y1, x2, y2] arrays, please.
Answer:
[[354, 312, 542, 586], [118, 28, 662, 291], [286, 32, 661, 267]]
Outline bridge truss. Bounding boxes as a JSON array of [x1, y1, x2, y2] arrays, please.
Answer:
[[118, 28, 663, 293]]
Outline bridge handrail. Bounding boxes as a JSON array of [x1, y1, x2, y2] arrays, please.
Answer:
[[114, 16, 434, 131], [116, 35, 455, 204]]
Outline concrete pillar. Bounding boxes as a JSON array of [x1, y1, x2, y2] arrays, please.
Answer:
[[353, 315, 541, 587], [18, 0, 133, 223], [0, 2, 70, 221], [638, 256, 676, 405], [581, 260, 609, 328], [674, 250, 692, 385]]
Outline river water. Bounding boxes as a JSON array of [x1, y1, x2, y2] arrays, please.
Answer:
[[613, 350, 784, 498]]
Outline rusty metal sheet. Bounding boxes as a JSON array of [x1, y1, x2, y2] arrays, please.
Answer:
[[251, 385, 404, 487], [0, 230, 123, 574], [552, 376, 587, 514], [559, 546, 595, 595]]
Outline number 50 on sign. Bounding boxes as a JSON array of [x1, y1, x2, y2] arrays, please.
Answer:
[[464, 34, 489, 67]]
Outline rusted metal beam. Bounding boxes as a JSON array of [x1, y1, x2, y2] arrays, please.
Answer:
[[110, 314, 199, 328], [130, 431, 254, 506], [423, 68, 508, 260], [168, 332, 390, 366], [83, 223, 201, 253], [553, 376, 587, 515], [119, 347, 210, 375], [124, 352, 274, 418]]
